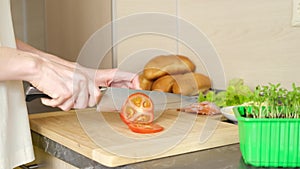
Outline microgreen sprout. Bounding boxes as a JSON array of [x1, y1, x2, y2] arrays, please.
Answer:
[[245, 83, 300, 118]]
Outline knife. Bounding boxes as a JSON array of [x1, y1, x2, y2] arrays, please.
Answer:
[[25, 86, 198, 112]]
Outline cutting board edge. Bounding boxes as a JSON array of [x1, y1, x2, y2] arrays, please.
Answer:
[[30, 118, 98, 160], [91, 141, 240, 167]]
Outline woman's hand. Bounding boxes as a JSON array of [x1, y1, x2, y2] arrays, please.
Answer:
[[28, 58, 101, 111], [15, 40, 141, 110], [0, 46, 102, 111], [81, 68, 141, 89], [34, 65, 140, 111]]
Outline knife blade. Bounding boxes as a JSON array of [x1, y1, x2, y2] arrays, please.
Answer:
[[97, 87, 197, 113]]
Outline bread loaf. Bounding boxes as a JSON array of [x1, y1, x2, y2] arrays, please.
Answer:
[[151, 75, 175, 92], [143, 55, 196, 80], [172, 73, 211, 96], [139, 74, 153, 90], [139, 54, 211, 96]]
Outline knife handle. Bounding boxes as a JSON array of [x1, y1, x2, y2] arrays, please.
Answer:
[[25, 85, 107, 102], [26, 93, 51, 102], [25, 86, 50, 102]]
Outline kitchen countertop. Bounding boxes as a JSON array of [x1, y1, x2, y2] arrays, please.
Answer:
[[29, 109, 241, 167], [31, 130, 298, 169], [26, 92, 298, 169], [26, 97, 297, 169], [26, 94, 298, 169], [32, 131, 242, 169], [30, 115, 298, 169]]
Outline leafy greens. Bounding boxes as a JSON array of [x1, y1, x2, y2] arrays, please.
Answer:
[[199, 78, 300, 118], [198, 78, 253, 107]]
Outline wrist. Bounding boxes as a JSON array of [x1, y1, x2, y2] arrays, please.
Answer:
[[20, 54, 43, 83], [0, 47, 43, 82]]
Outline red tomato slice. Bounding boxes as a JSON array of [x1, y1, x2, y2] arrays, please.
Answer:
[[127, 123, 164, 134], [120, 92, 154, 124], [120, 92, 164, 134]]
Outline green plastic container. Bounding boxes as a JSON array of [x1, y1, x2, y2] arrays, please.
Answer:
[[233, 106, 300, 167]]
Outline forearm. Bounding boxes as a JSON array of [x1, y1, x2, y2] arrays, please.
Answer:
[[0, 47, 40, 82], [16, 39, 74, 67], [14, 40, 140, 89]]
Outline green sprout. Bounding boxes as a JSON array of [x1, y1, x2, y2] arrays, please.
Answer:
[[245, 83, 300, 118]]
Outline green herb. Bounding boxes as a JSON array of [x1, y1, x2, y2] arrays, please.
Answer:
[[198, 78, 253, 107], [199, 79, 300, 119]]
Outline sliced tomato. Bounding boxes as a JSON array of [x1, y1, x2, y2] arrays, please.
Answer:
[[120, 92, 154, 124], [127, 123, 164, 134], [120, 92, 164, 134]]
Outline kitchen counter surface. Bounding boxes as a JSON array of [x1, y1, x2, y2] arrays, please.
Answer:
[[32, 131, 298, 169], [29, 110, 296, 169], [32, 131, 242, 169]]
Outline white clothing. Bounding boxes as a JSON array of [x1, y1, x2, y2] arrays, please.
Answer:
[[0, 0, 34, 168]]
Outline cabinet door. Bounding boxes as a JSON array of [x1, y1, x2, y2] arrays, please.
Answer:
[[113, 0, 178, 73], [179, 0, 300, 89], [11, 0, 45, 50], [45, 0, 112, 68]]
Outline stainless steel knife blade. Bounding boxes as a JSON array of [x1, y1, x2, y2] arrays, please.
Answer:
[[97, 87, 197, 113]]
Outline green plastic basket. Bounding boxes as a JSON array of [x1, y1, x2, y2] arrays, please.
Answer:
[[233, 106, 300, 167]]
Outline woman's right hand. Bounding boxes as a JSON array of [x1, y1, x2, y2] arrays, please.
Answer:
[[28, 57, 101, 111]]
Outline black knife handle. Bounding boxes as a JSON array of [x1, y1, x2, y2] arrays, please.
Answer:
[[25, 85, 107, 102], [26, 93, 52, 102]]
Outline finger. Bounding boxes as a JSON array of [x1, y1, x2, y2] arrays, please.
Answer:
[[110, 81, 128, 88], [57, 98, 75, 111], [73, 83, 89, 109], [41, 95, 69, 108], [88, 85, 101, 107]]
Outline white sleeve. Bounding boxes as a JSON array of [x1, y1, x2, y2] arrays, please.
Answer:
[[0, 0, 35, 168]]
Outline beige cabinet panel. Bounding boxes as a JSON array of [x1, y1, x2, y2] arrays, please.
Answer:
[[11, 0, 45, 50], [114, 0, 179, 73], [114, 0, 178, 17], [115, 0, 300, 89], [179, 0, 300, 89], [45, 0, 112, 68]]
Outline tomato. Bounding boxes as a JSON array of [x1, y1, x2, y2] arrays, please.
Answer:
[[120, 92, 154, 124], [120, 92, 164, 134], [127, 123, 164, 134]]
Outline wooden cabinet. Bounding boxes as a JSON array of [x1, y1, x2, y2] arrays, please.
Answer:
[[44, 0, 112, 68], [113, 0, 178, 74]]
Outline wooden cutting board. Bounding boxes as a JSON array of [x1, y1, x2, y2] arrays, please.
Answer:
[[29, 108, 239, 167]]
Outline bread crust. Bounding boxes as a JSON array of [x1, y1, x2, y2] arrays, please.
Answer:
[[151, 75, 175, 92], [139, 74, 153, 90], [172, 73, 211, 96], [143, 55, 196, 80]]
